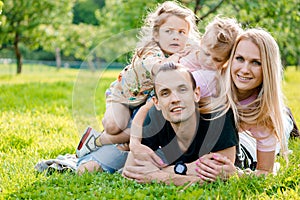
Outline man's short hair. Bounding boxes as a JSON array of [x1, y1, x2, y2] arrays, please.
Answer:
[[153, 62, 197, 96]]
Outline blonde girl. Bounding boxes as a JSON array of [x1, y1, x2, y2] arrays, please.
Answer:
[[76, 1, 200, 161], [185, 16, 242, 108]]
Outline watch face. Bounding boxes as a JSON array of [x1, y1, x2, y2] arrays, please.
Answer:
[[176, 165, 185, 173], [175, 162, 187, 175]]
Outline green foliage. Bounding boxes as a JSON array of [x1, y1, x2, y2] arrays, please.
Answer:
[[72, 0, 105, 25], [0, 1, 2, 15], [96, 0, 161, 33], [0, 64, 299, 199]]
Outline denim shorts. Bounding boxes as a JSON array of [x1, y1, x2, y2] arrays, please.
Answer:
[[76, 144, 129, 173]]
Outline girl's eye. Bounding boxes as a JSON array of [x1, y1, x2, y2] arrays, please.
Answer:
[[165, 29, 171, 34], [179, 30, 186, 35]]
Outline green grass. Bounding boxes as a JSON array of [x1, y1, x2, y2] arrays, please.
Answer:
[[0, 64, 299, 199]]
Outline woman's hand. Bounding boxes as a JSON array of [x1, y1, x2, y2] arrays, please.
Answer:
[[195, 153, 236, 181]]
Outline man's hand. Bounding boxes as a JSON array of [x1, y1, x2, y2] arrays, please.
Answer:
[[122, 159, 162, 183], [130, 141, 167, 168]]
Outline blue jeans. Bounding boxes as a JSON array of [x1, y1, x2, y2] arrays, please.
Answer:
[[76, 144, 168, 173], [76, 144, 129, 173]]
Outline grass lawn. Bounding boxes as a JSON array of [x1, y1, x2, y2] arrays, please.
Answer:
[[0, 64, 299, 199]]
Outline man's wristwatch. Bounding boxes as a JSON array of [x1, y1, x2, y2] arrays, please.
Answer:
[[174, 161, 187, 175]]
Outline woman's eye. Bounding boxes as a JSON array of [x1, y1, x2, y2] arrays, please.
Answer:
[[253, 60, 261, 66], [236, 56, 244, 62]]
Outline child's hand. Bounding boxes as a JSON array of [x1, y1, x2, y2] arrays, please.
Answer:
[[179, 48, 192, 57], [166, 53, 181, 63], [166, 49, 191, 63], [144, 98, 154, 109]]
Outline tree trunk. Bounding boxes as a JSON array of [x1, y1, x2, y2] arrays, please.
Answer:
[[14, 32, 22, 74], [55, 47, 61, 70]]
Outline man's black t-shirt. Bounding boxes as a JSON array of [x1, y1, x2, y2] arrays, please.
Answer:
[[142, 107, 238, 165]]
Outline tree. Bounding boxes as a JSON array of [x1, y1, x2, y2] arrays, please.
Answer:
[[0, 0, 75, 74]]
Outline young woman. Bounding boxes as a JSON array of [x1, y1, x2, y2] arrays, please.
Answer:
[[195, 28, 290, 180]]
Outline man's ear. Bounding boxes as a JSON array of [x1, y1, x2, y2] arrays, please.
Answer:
[[194, 86, 201, 102], [152, 96, 161, 111]]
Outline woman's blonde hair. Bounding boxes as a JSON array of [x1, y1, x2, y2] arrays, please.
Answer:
[[135, 1, 200, 57], [224, 28, 288, 158]]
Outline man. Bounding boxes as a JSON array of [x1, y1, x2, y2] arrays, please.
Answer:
[[122, 63, 238, 185]]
